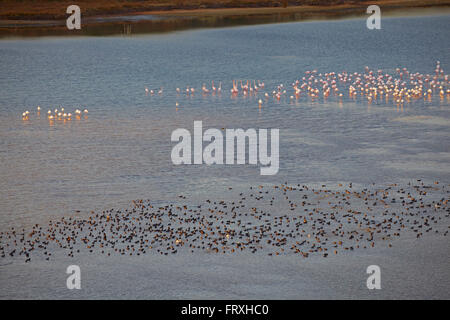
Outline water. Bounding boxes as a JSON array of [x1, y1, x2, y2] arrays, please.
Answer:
[[0, 15, 449, 230]]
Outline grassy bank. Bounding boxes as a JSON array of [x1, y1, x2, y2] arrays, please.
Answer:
[[1, 0, 449, 20]]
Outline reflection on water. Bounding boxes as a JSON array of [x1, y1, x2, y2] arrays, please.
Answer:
[[0, 13, 334, 38], [1, 7, 449, 38], [0, 15, 449, 230]]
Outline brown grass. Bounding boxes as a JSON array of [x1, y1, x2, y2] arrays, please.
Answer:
[[0, 0, 449, 20]]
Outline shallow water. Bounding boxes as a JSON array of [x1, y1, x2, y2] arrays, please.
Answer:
[[0, 15, 449, 230]]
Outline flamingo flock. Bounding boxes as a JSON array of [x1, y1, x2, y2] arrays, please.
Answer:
[[21, 63, 449, 122], [144, 62, 449, 109], [21, 106, 88, 122]]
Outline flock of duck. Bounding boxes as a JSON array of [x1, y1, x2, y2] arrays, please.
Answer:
[[145, 62, 449, 109], [0, 180, 448, 263]]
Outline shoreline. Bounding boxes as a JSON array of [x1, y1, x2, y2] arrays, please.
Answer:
[[1, 0, 449, 20], [0, 1, 449, 37]]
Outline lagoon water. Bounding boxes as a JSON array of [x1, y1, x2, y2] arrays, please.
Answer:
[[0, 14, 449, 230]]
